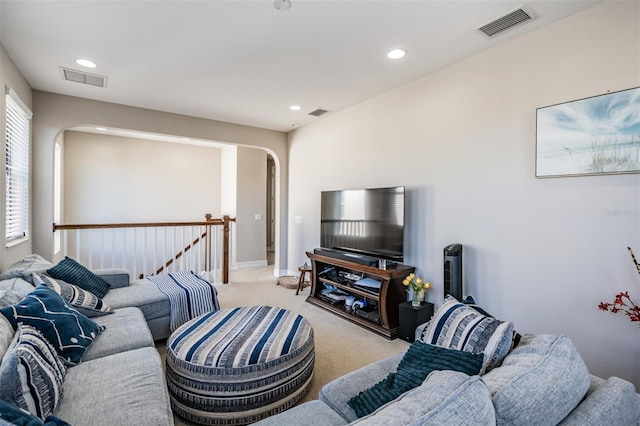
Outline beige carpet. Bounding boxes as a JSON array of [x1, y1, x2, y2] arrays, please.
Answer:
[[160, 265, 409, 425]]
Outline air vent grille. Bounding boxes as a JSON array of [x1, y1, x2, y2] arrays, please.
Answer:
[[308, 108, 329, 117], [478, 6, 535, 37], [60, 67, 108, 88]]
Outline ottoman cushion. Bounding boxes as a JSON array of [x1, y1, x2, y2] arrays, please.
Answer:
[[167, 306, 315, 425]]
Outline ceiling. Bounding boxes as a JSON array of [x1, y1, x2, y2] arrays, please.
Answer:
[[0, 0, 601, 133]]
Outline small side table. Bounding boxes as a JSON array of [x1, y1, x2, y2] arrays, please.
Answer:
[[398, 301, 434, 342], [296, 266, 312, 295]]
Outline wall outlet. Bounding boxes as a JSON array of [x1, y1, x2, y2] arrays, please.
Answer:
[[255, 213, 262, 221], [295, 216, 303, 224]]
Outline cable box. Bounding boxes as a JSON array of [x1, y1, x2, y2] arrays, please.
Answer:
[[355, 307, 380, 324], [319, 294, 345, 305]]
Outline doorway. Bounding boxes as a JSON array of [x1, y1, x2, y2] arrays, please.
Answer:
[[266, 155, 276, 265]]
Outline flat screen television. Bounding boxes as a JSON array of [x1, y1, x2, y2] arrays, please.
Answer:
[[320, 186, 405, 263]]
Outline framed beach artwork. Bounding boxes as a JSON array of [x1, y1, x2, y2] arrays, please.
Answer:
[[536, 87, 640, 177]]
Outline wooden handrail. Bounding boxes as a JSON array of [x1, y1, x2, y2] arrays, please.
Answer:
[[155, 230, 207, 276], [53, 219, 227, 231], [53, 215, 236, 283]]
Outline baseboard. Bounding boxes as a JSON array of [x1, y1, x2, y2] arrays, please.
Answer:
[[235, 260, 269, 269], [274, 269, 298, 277]]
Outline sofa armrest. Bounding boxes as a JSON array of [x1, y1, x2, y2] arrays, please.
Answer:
[[252, 400, 347, 426], [93, 268, 130, 289], [319, 352, 404, 423], [559, 376, 639, 425]]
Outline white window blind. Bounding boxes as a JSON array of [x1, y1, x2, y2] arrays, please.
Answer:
[[5, 87, 32, 243]]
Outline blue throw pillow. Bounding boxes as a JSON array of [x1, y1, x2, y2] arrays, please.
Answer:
[[0, 400, 70, 425], [46, 257, 111, 298], [0, 325, 66, 420], [0, 285, 104, 365], [347, 341, 484, 418]]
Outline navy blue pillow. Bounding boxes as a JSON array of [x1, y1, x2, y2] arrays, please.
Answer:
[[0, 285, 104, 365], [46, 256, 111, 298], [347, 341, 484, 418], [0, 400, 70, 425]]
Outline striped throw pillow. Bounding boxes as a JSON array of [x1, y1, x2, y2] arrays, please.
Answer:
[[33, 273, 113, 317], [0, 325, 67, 419], [419, 295, 514, 374], [46, 256, 111, 298]]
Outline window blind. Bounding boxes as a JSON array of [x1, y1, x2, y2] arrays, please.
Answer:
[[5, 87, 32, 243]]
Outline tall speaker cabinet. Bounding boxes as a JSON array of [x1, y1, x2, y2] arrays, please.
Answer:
[[305, 250, 415, 339]]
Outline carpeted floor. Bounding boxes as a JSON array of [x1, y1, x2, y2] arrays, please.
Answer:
[[159, 265, 409, 425]]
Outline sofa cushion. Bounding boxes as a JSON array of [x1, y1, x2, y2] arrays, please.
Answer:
[[252, 400, 348, 426], [102, 279, 170, 322], [559, 376, 638, 426], [46, 257, 111, 298], [53, 347, 173, 426], [0, 325, 67, 419], [92, 268, 130, 289], [0, 316, 14, 361], [351, 370, 496, 425], [320, 353, 405, 423], [419, 295, 513, 373], [82, 307, 154, 361], [0, 285, 104, 366], [0, 400, 70, 426], [32, 273, 112, 317], [0, 278, 36, 299], [0, 290, 24, 308], [482, 334, 590, 426], [347, 341, 483, 418], [0, 255, 53, 286]]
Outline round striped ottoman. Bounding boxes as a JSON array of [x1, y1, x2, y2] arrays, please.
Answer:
[[166, 306, 315, 425]]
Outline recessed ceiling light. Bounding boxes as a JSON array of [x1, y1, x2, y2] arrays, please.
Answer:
[[273, 0, 292, 11], [289, 105, 302, 111], [95, 127, 107, 131], [387, 49, 406, 59], [76, 58, 97, 68]]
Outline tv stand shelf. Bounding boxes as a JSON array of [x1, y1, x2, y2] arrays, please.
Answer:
[[305, 250, 415, 340]]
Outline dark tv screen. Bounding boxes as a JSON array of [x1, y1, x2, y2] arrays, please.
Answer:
[[320, 186, 405, 262]]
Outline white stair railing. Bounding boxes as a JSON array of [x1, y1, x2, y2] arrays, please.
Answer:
[[53, 215, 235, 284]]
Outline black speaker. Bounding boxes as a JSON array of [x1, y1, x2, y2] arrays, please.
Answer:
[[399, 302, 434, 342], [444, 243, 463, 300]]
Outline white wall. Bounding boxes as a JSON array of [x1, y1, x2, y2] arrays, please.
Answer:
[[287, 2, 640, 387], [30, 91, 289, 272], [63, 131, 222, 223]]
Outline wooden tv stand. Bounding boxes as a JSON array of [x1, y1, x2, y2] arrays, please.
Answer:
[[305, 250, 415, 340]]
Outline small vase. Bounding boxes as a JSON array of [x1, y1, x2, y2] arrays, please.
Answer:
[[412, 290, 421, 308]]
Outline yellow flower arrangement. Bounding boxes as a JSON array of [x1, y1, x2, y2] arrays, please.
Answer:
[[403, 273, 431, 293], [403, 273, 431, 307]]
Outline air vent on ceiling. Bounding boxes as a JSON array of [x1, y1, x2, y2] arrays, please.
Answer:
[[308, 108, 329, 117], [477, 6, 536, 38], [59, 67, 108, 88]]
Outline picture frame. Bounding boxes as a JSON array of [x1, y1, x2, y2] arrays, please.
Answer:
[[536, 87, 640, 178]]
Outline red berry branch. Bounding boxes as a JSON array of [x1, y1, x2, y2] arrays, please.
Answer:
[[598, 247, 640, 324], [599, 292, 640, 322]]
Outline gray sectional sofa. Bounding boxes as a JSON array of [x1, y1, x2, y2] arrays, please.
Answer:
[[0, 257, 174, 425], [256, 307, 640, 425]]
